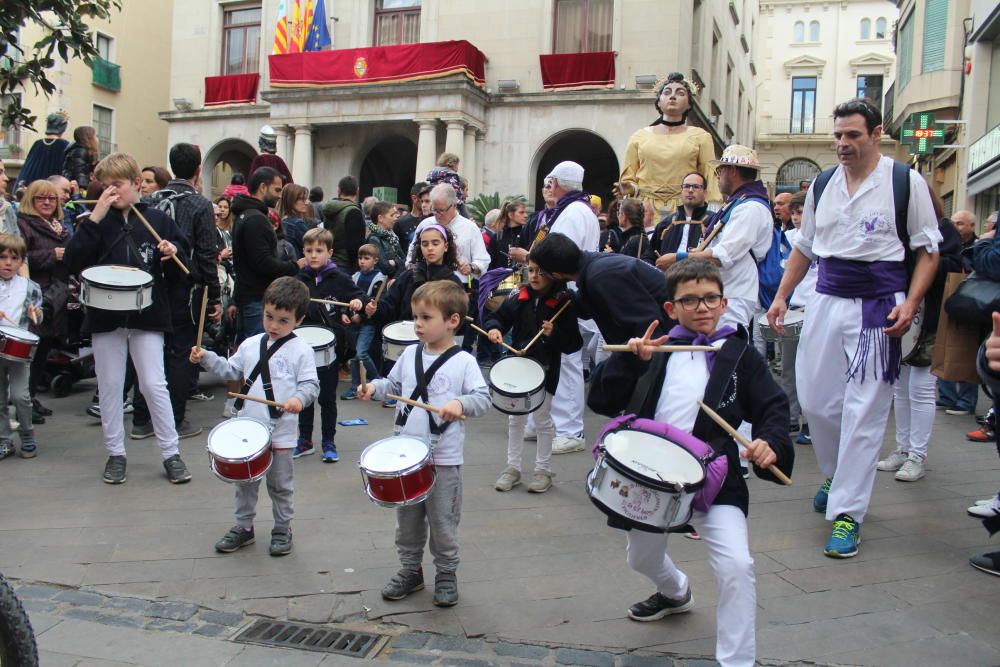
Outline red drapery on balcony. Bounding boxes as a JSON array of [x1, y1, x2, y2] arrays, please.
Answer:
[[204, 73, 260, 107], [269, 40, 486, 88], [539, 51, 615, 91]]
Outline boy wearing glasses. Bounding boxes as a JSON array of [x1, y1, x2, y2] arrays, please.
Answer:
[[588, 259, 793, 667]]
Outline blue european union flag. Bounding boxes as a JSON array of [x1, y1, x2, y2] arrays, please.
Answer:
[[305, 0, 332, 51]]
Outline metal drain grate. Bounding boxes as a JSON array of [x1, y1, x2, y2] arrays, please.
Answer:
[[234, 619, 385, 658]]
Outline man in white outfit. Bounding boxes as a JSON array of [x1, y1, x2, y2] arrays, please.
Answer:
[[767, 98, 940, 558], [409, 184, 490, 282]]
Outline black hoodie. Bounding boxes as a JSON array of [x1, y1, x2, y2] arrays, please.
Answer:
[[230, 194, 299, 305]]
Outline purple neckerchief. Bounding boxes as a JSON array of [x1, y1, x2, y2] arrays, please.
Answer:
[[817, 257, 907, 384], [548, 190, 592, 227], [704, 180, 770, 235], [666, 324, 736, 371], [306, 260, 340, 285]]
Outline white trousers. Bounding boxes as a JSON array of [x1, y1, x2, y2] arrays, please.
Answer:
[[626, 505, 756, 667], [548, 319, 595, 438], [93, 329, 179, 458], [892, 364, 935, 460], [508, 392, 553, 471], [796, 292, 901, 522]]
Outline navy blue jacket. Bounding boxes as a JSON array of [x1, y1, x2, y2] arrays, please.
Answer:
[[297, 263, 367, 330], [573, 251, 673, 343]]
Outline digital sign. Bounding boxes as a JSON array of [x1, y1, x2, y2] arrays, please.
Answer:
[[900, 113, 946, 155]]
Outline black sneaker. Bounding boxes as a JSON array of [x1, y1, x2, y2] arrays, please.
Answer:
[[433, 572, 459, 607], [381, 568, 424, 600], [86, 404, 101, 419], [627, 589, 694, 621], [269, 529, 293, 556], [969, 551, 1000, 576], [215, 526, 254, 553], [176, 420, 203, 440], [130, 421, 154, 440], [103, 455, 127, 484], [190, 391, 214, 402], [31, 409, 45, 425], [163, 454, 192, 484], [31, 398, 52, 416]]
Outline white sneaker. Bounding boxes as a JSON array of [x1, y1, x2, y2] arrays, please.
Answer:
[[552, 436, 586, 455], [494, 467, 521, 492], [894, 454, 925, 482], [974, 496, 999, 506], [877, 451, 908, 472], [968, 495, 1000, 518]]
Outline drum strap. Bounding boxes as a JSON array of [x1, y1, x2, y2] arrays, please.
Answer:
[[395, 343, 461, 439], [235, 333, 297, 419], [99, 216, 151, 273]]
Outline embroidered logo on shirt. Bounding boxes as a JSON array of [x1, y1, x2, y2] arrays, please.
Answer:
[[427, 373, 452, 396], [857, 210, 892, 241]]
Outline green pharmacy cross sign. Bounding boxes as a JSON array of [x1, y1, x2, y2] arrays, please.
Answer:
[[900, 112, 946, 155]]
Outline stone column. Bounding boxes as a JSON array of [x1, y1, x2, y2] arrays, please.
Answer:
[[444, 120, 465, 168], [415, 120, 438, 182], [275, 125, 291, 161], [291, 124, 314, 187], [463, 126, 477, 196], [475, 130, 486, 197]]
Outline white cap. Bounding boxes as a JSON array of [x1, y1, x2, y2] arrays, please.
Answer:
[[546, 161, 584, 184]]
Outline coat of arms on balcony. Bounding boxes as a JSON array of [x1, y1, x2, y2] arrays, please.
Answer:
[[354, 56, 368, 78]]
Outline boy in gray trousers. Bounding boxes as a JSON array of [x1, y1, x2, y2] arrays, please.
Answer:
[[192, 277, 318, 556]]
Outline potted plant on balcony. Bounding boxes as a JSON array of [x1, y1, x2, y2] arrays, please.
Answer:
[[7, 144, 22, 158]]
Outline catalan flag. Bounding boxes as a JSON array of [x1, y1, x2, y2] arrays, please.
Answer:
[[304, 0, 332, 51], [272, 0, 289, 55], [290, 0, 304, 54]]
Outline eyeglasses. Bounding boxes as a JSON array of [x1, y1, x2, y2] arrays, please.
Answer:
[[432, 204, 454, 215], [33, 195, 58, 202], [542, 180, 554, 190], [681, 183, 705, 190], [673, 294, 723, 311]]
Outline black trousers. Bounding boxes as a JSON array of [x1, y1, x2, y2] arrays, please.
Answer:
[[133, 318, 195, 426]]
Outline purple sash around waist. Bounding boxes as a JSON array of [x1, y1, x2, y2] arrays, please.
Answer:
[[817, 257, 906, 384]]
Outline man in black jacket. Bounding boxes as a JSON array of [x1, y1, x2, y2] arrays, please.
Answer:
[[231, 167, 304, 344], [131, 143, 221, 439], [322, 176, 366, 272], [641, 171, 710, 268]]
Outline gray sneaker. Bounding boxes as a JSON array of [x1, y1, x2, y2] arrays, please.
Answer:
[[495, 466, 521, 491], [215, 526, 255, 553], [877, 451, 907, 472], [894, 454, 925, 482], [433, 572, 459, 607], [269, 529, 293, 556], [627, 588, 694, 621], [102, 455, 127, 484], [130, 421, 154, 440], [527, 470, 555, 493], [163, 454, 192, 484], [176, 420, 203, 439], [381, 568, 424, 601]]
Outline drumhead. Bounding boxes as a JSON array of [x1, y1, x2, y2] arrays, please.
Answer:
[[360, 436, 430, 474], [757, 308, 805, 328], [489, 357, 545, 392], [295, 325, 336, 349], [383, 320, 418, 344], [0, 325, 39, 343], [81, 265, 153, 288], [603, 431, 704, 485], [207, 418, 272, 460]]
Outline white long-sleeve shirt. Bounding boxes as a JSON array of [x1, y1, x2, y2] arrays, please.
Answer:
[[550, 200, 600, 252], [200, 333, 319, 448], [371, 344, 489, 465], [707, 199, 773, 305], [795, 155, 941, 262], [409, 213, 491, 282]]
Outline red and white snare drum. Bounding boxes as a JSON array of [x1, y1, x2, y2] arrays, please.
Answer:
[[0, 325, 39, 363], [359, 436, 435, 507], [206, 418, 273, 483]]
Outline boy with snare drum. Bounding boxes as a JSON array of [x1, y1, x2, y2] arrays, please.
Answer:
[[588, 260, 793, 667], [64, 153, 193, 485]]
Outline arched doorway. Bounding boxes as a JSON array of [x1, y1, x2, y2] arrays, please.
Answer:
[[359, 136, 417, 205], [532, 130, 619, 211], [204, 139, 257, 199], [775, 158, 821, 194]]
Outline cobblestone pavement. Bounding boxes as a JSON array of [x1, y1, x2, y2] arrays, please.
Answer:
[[1, 371, 998, 666]]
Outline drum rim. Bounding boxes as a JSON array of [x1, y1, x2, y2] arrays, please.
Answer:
[[295, 325, 337, 349], [597, 442, 706, 492], [81, 265, 154, 288], [488, 357, 546, 396], [0, 327, 39, 343], [359, 437, 432, 476], [206, 418, 273, 462]]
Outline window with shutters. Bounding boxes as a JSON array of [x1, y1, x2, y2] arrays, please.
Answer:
[[860, 18, 871, 40], [921, 0, 947, 73], [92, 105, 114, 158], [898, 11, 914, 89], [553, 0, 613, 54], [374, 0, 421, 47]]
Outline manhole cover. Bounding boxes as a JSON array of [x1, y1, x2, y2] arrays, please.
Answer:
[[234, 619, 385, 658]]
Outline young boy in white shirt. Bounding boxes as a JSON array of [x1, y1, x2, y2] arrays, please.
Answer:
[[358, 280, 489, 607], [191, 277, 319, 556]]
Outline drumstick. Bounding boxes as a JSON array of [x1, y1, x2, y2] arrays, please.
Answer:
[[463, 318, 521, 355], [373, 279, 387, 303], [359, 364, 367, 389], [602, 344, 718, 353], [520, 299, 572, 355], [311, 298, 352, 308], [227, 391, 284, 409], [129, 205, 190, 275], [693, 223, 723, 252], [385, 393, 467, 421], [195, 287, 209, 349], [696, 400, 793, 486], [1, 313, 18, 327]]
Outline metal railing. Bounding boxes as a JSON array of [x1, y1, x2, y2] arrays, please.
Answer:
[[92, 57, 121, 92], [757, 117, 835, 136]]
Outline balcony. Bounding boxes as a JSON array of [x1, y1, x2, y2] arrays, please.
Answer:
[[883, 82, 896, 137], [0, 126, 25, 160], [92, 57, 120, 92], [757, 117, 835, 138]]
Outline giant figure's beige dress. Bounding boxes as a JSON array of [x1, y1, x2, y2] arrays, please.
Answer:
[[618, 126, 722, 213]]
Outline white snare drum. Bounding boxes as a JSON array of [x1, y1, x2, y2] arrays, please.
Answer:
[[758, 308, 805, 342], [900, 301, 924, 363], [206, 418, 273, 484], [488, 356, 546, 415], [80, 265, 153, 311], [295, 325, 337, 367], [587, 429, 706, 532], [0, 325, 39, 363], [359, 436, 435, 507], [382, 320, 418, 361]]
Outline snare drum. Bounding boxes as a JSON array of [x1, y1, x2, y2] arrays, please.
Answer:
[[757, 308, 805, 342], [900, 301, 924, 363], [0, 325, 39, 363], [488, 356, 546, 415], [206, 418, 273, 484], [382, 320, 418, 361], [359, 436, 435, 507], [295, 325, 337, 367], [80, 265, 154, 311], [587, 429, 706, 532]]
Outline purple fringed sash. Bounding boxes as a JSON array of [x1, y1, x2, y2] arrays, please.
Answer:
[[817, 257, 907, 384], [477, 267, 514, 318]]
